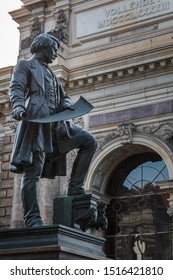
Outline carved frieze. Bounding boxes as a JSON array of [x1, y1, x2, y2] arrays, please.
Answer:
[[96, 120, 173, 149], [139, 122, 173, 146], [96, 123, 136, 147], [96, 130, 119, 147]]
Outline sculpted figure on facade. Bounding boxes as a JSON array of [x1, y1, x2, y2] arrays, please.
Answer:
[[31, 17, 42, 37], [8, 33, 97, 228], [118, 123, 136, 144], [55, 9, 68, 43]]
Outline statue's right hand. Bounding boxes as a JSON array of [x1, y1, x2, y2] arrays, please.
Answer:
[[12, 107, 27, 120]]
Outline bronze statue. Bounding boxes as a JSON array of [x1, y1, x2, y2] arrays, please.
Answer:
[[9, 33, 97, 228]]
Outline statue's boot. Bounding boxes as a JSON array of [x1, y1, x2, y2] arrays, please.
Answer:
[[21, 152, 45, 227], [21, 176, 43, 227]]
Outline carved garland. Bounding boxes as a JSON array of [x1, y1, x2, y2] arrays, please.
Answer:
[[96, 121, 173, 149]]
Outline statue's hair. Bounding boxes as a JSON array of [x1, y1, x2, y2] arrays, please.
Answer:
[[30, 33, 60, 54]]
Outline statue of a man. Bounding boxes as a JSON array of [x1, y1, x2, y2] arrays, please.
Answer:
[[8, 33, 97, 228]]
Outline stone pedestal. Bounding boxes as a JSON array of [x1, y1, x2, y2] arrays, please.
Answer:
[[53, 193, 107, 231], [0, 224, 106, 260]]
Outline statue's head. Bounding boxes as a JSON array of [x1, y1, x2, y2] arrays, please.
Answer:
[[30, 33, 60, 64]]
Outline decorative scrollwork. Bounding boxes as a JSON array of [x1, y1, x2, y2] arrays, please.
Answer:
[[141, 122, 173, 142]]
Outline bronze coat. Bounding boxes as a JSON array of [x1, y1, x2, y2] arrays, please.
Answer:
[[9, 57, 81, 178]]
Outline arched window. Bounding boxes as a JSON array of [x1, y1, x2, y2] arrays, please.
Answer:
[[123, 160, 168, 190], [105, 153, 171, 260]]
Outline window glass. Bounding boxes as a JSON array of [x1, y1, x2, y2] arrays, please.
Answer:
[[123, 160, 169, 190]]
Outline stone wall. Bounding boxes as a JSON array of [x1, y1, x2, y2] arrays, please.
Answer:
[[0, 67, 15, 229], [0, 135, 14, 228]]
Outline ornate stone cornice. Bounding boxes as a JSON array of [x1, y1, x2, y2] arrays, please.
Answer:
[[0, 55, 173, 94], [21, 0, 53, 10], [9, 6, 31, 24], [0, 56, 173, 98], [65, 57, 173, 90]]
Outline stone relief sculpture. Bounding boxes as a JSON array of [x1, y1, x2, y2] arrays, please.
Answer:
[[30, 17, 42, 38], [21, 17, 42, 50], [117, 123, 136, 144], [53, 9, 68, 44]]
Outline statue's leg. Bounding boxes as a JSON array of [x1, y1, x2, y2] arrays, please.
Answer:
[[21, 151, 45, 227], [67, 131, 97, 196]]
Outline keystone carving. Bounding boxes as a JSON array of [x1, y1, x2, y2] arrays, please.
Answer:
[[96, 121, 173, 150], [96, 123, 136, 147], [117, 123, 136, 144]]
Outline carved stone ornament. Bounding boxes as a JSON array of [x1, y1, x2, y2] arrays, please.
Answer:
[[141, 122, 173, 141], [117, 123, 136, 144], [21, 17, 42, 49], [96, 120, 173, 150], [21, 10, 68, 49], [96, 123, 136, 147], [31, 17, 42, 38], [72, 117, 84, 128], [49, 9, 68, 44], [138, 122, 173, 150]]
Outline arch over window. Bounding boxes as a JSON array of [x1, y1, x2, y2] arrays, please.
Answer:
[[106, 152, 169, 196], [105, 153, 171, 260]]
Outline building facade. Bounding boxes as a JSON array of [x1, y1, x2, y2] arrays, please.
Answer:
[[0, 0, 173, 259]]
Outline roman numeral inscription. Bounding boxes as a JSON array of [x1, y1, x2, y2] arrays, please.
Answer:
[[76, 0, 171, 38]]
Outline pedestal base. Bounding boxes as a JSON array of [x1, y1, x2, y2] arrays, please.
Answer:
[[53, 194, 107, 231], [0, 224, 106, 260]]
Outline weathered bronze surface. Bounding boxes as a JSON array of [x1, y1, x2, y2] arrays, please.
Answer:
[[9, 33, 97, 228]]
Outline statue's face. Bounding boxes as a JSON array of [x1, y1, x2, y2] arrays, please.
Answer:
[[41, 41, 58, 64]]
